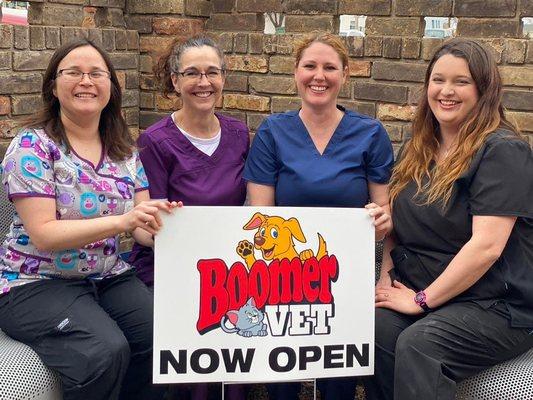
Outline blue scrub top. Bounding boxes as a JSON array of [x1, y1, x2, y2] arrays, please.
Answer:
[[244, 107, 394, 207]]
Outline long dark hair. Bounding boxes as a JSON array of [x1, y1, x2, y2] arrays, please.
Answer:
[[389, 38, 521, 207], [21, 38, 133, 161]]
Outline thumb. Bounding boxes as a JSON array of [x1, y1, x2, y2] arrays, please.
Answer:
[[393, 280, 406, 289]]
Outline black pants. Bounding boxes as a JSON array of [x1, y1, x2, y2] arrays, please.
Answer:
[[363, 302, 533, 400], [0, 270, 164, 400]]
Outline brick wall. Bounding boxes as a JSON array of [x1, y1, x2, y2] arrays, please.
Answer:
[[206, 0, 533, 150], [0, 0, 141, 153], [1, 0, 532, 155]]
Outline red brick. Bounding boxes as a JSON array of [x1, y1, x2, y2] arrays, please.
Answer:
[[152, 18, 205, 36], [0, 97, 10, 115]]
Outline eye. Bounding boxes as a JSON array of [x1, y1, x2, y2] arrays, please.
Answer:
[[302, 64, 315, 69], [90, 70, 109, 79], [325, 65, 338, 71], [64, 70, 82, 77], [260, 227, 266, 236], [270, 228, 278, 239], [183, 70, 200, 78], [207, 69, 221, 78], [431, 77, 443, 82]]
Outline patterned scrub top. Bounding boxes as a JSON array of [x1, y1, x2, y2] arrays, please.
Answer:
[[0, 128, 149, 294]]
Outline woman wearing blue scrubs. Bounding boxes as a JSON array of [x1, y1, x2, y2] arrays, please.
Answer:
[[243, 32, 395, 400]]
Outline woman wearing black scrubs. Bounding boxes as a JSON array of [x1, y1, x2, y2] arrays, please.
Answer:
[[365, 38, 533, 400]]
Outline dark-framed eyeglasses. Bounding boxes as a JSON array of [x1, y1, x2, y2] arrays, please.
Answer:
[[176, 68, 225, 81], [56, 69, 111, 82]]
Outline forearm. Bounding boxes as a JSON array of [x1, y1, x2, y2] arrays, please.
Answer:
[[424, 236, 500, 308], [31, 215, 125, 252], [132, 228, 154, 248]]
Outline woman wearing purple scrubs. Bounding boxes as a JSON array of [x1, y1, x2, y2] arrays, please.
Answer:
[[128, 35, 249, 400]]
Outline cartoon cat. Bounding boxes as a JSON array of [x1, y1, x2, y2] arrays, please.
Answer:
[[220, 297, 268, 337]]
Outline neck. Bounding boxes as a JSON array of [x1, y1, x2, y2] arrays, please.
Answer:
[[174, 107, 219, 139], [438, 124, 459, 149], [61, 111, 100, 144], [299, 103, 341, 127]]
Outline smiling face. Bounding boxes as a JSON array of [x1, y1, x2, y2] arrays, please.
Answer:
[[294, 41, 347, 110], [171, 45, 225, 114], [427, 54, 479, 133], [52, 45, 111, 122]]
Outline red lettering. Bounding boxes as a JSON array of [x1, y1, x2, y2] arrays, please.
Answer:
[[319, 255, 339, 303], [248, 260, 269, 309], [227, 262, 248, 310], [196, 259, 228, 334], [302, 257, 320, 302]]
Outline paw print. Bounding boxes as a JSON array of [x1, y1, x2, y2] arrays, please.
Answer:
[[237, 240, 254, 258], [299, 249, 315, 261]]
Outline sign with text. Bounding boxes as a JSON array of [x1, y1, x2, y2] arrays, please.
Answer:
[[153, 207, 374, 383]]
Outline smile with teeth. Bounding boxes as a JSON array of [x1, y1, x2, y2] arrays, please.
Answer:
[[75, 93, 96, 98], [439, 100, 460, 106], [310, 85, 327, 92], [194, 92, 213, 97]]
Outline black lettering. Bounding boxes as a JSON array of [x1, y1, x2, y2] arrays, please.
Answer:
[[269, 347, 296, 372], [190, 348, 219, 374], [221, 348, 255, 373], [324, 345, 344, 368], [160, 350, 187, 374], [346, 343, 369, 367], [299, 346, 321, 370]]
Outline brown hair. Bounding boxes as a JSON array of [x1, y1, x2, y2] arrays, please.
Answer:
[[154, 35, 226, 98], [294, 31, 350, 74], [389, 38, 521, 207], [21, 38, 133, 161]]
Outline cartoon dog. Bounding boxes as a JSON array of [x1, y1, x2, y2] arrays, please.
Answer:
[[236, 212, 327, 269]]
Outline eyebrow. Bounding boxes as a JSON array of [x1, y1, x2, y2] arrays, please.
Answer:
[[431, 72, 472, 79]]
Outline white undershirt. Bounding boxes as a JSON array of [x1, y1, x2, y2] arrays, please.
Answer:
[[175, 123, 221, 156]]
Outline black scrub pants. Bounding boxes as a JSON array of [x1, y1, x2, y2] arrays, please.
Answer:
[[363, 302, 533, 400], [0, 270, 164, 400]]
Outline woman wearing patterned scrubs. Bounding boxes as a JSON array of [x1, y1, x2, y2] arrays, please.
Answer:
[[0, 39, 174, 400], [243, 32, 395, 400]]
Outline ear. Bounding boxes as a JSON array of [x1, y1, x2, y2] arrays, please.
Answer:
[[227, 311, 239, 325], [170, 73, 181, 94], [243, 212, 266, 230], [342, 65, 348, 85], [284, 217, 307, 243], [248, 297, 256, 307]]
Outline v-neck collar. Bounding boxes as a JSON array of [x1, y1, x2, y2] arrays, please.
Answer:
[[168, 113, 226, 163], [294, 105, 347, 157]]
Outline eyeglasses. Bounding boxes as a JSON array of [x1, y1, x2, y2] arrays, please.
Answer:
[[176, 68, 225, 81], [56, 69, 111, 82]]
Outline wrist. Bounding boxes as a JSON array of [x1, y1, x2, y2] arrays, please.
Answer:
[[414, 290, 432, 313]]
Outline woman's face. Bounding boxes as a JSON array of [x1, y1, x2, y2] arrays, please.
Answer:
[[53, 45, 111, 121], [171, 45, 225, 114], [427, 54, 479, 132], [294, 42, 347, 110]]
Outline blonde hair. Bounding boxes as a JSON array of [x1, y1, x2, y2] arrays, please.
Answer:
[[389, 38, 522, 208], [294, 31, 350, 74]]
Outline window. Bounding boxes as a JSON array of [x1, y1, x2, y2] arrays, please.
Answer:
[[523, 17, 533, 39], [424, 17, 457, 38], [264, 12, 285, 34], [339, 15, 366, 37], [0, 1, 29, 26]]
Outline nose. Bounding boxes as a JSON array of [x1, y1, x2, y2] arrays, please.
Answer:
[[441, 83, 455, 96], [313, 66, 326, 80], [79, 73, 94, 85], [254, 236, 265, 246]]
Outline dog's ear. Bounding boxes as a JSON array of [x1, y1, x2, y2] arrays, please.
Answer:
[[285, 217, 307, 243], [243, 212, 266, 230]]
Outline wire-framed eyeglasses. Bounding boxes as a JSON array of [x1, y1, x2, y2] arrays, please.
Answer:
[[176, 68, 225, 81], [56, 69, 111, 82]]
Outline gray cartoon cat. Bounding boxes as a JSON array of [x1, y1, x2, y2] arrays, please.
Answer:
[[220, 297, 268, 337]]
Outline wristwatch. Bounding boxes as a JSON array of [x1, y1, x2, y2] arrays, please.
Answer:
[[414, 290, 431, 312]]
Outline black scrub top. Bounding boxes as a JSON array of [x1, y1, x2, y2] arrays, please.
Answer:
[[392, 130, 533, 329]]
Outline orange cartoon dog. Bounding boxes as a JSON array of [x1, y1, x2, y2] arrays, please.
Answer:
[[236, 212, 327, 269]]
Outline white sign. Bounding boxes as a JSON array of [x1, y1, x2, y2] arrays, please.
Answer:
[[153, 207, 375, 384]]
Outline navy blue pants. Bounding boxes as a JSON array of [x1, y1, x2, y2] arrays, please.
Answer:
[[0, 270, 164, 400]]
